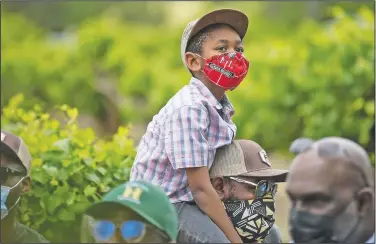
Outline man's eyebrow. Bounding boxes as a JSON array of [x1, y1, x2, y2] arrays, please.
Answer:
[[298, 192, 331, 201], [286, 188, 331, 197]]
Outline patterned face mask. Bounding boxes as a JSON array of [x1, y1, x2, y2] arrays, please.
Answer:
[[223, 194, 275, 243]]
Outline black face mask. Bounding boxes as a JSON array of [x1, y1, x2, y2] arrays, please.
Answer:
[[289, 208, 335, 243], [289, 200, 360, 243]]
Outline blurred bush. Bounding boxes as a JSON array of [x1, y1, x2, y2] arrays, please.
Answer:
[[234, 7, 374, 154], [1, 94, 136, 242], [1, 6, 374, 158]]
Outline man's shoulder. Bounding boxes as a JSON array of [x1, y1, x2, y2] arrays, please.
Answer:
[[15, 222, 49, 243], [263, 224, 282, 243]]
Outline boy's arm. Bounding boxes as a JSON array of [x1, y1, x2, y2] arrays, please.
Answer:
[[165, 106, 242, 243], [186, 167, 243, 243]]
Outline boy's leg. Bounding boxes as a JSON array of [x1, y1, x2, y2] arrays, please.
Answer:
[[174, 202, 230, 243]]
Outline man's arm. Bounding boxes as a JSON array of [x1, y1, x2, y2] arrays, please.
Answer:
[[186, 167, 243, 243], [165, 105, 242, 243]]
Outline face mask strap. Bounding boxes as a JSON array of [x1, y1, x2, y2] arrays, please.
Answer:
[[6, 196, 21, 214], [10, 176, 25, 190]]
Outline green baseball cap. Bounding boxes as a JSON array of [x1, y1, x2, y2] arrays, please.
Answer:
[[85, 180, 178, 241]]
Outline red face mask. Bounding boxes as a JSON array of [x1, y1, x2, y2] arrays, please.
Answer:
[[201, 52, 250, 90]]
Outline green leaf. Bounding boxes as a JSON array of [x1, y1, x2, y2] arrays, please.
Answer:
[[57, 208, 76, 221], [42, 165, 59, 177], [97, 167, 107, 175], [66, 193, 76, 206], [41, 150, 66, 162], [32, 169, 48, 184], [364, 101, 375, 116], [85, 172, 101, 184], [84, 185, 97, 197], [46, 197, 61, 214], [53, 139, 71, 152]]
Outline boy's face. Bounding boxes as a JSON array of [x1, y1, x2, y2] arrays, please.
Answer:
[[187, 25, 245, 74]]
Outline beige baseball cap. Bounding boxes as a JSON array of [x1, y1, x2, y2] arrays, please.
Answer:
[[1, 130, 32, 175], [210, 140, 288, 182], [181, 9, 249, 68]]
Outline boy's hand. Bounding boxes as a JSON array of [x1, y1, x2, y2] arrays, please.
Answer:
[[186, 167, 243, 243]]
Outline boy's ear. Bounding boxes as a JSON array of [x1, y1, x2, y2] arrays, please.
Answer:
[[185, 52, 202, 73]]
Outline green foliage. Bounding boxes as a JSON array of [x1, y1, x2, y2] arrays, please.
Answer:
[[232, 6, 374, 154], [1, 94, 136, 242], [1, 6, 374, 159]]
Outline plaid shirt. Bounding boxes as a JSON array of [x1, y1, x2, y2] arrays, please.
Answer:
[[130, 77, 237, 203]]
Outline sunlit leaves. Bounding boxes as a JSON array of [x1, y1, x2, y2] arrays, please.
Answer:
[[1, 97, 136, 242]]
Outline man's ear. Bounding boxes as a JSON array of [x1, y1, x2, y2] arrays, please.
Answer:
[[185, 52, 202, 73], [211, 177, 225, 200], [20, 176, 31, 194], [356, 187, 374, 217]]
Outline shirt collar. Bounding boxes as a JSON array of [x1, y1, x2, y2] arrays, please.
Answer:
[[189, 77, 235, 114]]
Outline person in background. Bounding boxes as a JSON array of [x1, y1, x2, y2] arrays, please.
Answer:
[[1, 130, 49, 243], [81, 180, 178, 243], [130, 8, 251, 243], [175, 139, 288, 243], [286, 137, 375, 243]]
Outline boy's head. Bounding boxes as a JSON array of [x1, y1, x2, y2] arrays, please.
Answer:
[[181, 9, 249, 95]]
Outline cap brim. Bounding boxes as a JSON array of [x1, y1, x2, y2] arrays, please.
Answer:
[[0, 142, 27, 173], [239, 168, 289, 182], [189, 9, 248, 41]]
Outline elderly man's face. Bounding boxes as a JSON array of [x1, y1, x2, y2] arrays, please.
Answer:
[[286, 151, 360, 215], [286, 150, 373, 242]]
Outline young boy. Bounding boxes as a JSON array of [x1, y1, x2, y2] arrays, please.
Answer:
[[130, 9, 250, 243]]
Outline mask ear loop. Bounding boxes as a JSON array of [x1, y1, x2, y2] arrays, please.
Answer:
[[8, 177, 25, 209], [6, 197, 21, 213]]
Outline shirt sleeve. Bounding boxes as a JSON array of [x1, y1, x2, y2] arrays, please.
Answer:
[[164, 105, 210, 169]]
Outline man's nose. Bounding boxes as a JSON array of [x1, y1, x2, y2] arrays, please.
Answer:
[[294, 200, 308, 212], [111, 229, 123, 243], [243, 191, 256, 200]]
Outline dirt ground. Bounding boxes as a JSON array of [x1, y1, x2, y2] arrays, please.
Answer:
[[269, 154, 292, 243]]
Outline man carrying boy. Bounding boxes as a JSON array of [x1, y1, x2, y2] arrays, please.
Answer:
[[181, 139, 286, 243], [130, 9, 250, 243]]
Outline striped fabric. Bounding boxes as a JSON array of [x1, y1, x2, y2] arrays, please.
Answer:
[[130, 77, 237, 203]]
